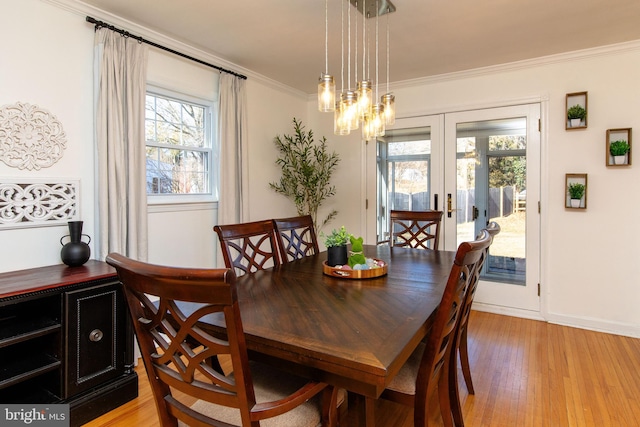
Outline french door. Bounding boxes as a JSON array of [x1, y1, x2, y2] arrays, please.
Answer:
[[376, 104, 540, 313]]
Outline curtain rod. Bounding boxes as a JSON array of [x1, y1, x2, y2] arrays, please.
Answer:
[[86, 16, 247, 80]]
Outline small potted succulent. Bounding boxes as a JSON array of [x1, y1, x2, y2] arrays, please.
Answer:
[[609, 140, 630, 165], [568, 182, 585, 208], [567, 104, 586, 128], [322, 226, 351, 266]]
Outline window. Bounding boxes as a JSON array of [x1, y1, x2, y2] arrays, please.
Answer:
[[145, 91, 213, 200]]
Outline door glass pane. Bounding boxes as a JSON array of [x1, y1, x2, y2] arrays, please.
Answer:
[[456, 118, 526, 285], [377, 127, 431, 242], [455, 137, 476, 247], [487, 154, 526, 284]]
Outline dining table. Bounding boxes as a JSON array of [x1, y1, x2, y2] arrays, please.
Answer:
[[199, 244, 456, 425]]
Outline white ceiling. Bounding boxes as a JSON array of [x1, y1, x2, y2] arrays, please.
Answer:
[[78, 0, 640, 94]]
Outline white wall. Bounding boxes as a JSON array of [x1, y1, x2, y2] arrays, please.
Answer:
[[308, 45, 640, 337], [0, 0, 95, 271]]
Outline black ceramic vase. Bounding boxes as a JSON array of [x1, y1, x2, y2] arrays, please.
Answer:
[[60, 221, 91, 267], [327, 245, 348, 267]]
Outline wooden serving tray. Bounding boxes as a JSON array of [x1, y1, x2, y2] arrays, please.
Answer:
[[322, 259, 388, 279]]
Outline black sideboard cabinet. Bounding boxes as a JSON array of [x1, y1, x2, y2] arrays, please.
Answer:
[[0, 261, 138, 426]]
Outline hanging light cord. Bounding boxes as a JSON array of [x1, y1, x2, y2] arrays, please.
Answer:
[[362, 0, 367, 80], [341, 0, 345, 93], [355, 1, 358, 84], [386, 8, 390, 94], [348, 0, 352, 89], [375, 0, 379, 100], [325, 0, 328, 74]]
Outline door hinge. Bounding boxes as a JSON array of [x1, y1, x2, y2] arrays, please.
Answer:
[[366, 199, 368, 209], [538, 201, 541, 214], [537, 283, 541, 297], [538, 119, 541, 132]]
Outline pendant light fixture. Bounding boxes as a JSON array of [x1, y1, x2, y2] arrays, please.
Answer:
[[382, 7, 395, 125], [318, 0, 335, 112], [371, 0, 385, 138], [318, 0, 396, 140]]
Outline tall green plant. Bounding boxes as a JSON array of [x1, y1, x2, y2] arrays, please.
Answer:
[[270, 118, 340, 231]]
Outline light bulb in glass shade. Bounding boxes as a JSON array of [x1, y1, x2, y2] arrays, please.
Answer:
[[382, 93, 395, 126], [371, 103, 386, 137], [362, 115, 374, 141], [340, 91, 360, 131], [357, 80, 373, 119], [318, 74, 335, 112], [334, 101, 350, 135]]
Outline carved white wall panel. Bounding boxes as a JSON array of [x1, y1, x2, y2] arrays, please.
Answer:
[[0, 102, 67, 170], [0, 179, 79, 229]]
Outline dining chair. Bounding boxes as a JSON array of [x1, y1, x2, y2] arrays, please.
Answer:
[[388, 210, 444, 250], [273, 215, 319, 263], [105, 253, 341, 427], [214, 219, 281, 276], [365, 229, 492, 427], [449, 221, 500, 427]]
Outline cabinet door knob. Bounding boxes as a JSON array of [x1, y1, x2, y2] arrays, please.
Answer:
[[89, 329, 104, 342]]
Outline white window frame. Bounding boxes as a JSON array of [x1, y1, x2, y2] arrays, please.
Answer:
[[145, 85, 217, 207]]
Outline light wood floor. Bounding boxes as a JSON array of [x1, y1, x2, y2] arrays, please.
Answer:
[[83, 311, 640, 427]]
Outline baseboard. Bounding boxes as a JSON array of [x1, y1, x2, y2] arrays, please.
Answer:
[[472, 302, 640, 339], [471, 302, 545, 321], [545, 313, 640, 339]]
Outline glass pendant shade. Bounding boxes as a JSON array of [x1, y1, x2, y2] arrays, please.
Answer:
[[318, 73, 336, 112], [382, 93, 395, 125], [341, 91, 360, 131], [334, 101, 350, 135], [362, 116, 374, 141], [356, 80, 373, 119], [371, 103, 386, 137]]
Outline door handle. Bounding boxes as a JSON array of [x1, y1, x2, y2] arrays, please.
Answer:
[[447, 193, 461, 218], [472, 205, 479, 220]]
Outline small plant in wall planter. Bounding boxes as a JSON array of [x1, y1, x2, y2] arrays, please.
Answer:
[[609, 140, 630, 165], [567, 104, 586, 127], [568, 183, 585, 208]]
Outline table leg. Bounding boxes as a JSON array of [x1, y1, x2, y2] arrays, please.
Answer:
[[349, 393, 377, 427]]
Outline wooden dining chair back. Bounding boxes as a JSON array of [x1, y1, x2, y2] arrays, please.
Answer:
[[214, 220, 281, 276], [273, 215, 319, 263], [368, 230, 492, 427], [105, 253, 338, 427], [389, 210, 444, 250], [449, 221, 500, 427]]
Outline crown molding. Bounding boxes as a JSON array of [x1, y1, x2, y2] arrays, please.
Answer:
[[391, 39, 640, 91], [42, 0, 308, 100]]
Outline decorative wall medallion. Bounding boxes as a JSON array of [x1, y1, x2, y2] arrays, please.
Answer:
[[0, 102, 67, 170], [0, 179, 79, 229]]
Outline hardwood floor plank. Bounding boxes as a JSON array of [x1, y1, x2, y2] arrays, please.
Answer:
[[82, 311, 640, 427]]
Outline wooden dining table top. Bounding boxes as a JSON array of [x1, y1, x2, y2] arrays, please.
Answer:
[[200, 244, 455, 398]]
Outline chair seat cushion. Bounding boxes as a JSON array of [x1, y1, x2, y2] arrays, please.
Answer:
[[386, 342, 426, 396], [187, 361, 345, 427]]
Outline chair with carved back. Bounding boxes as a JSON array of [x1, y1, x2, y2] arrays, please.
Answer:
[[388, 210, 444, 250], [365, 230, 492, 427], [214, 220, 281, 276], [105, 253, 340, 427], [449, 221, 500, 427], [273, 215, 319, 263]]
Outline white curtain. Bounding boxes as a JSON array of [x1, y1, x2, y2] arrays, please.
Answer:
[[94, 28, 149, 261], [218, 73, 249, 226]]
